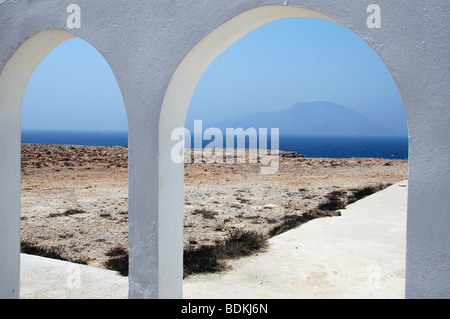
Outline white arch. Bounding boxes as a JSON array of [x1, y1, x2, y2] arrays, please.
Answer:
[[0, 29, 75, 298], [0, 29, 132, 298], [159, 5, 406, 298]]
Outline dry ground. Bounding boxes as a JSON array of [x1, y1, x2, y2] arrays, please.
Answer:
[[20, 144, 408, 272]]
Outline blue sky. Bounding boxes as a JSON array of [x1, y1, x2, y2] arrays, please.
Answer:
[[22, 37, 128, 132], [22, 18, 407, 136]]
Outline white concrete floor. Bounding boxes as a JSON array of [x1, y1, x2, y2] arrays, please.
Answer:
[[20, 181, 408, 299]]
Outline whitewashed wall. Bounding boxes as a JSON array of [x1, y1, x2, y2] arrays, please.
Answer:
[[0, 0, 448, 299]]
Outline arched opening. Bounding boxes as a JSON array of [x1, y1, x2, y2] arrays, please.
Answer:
[[160, 6, 409, 298], [0, 29, 129, 298]]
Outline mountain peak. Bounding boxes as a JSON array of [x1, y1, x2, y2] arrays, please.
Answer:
[[209, 101, 398, 137]]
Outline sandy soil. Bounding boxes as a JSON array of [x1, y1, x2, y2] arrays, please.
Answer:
[[20, 144, 408, 271]]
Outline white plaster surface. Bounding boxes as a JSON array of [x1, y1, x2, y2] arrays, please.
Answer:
[[20, 254, 128, 299], [1, 1, 449, 298]]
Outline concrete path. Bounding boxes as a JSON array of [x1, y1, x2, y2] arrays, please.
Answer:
[[20, 181, 407, 299], [20, 254, 128, 299], [184, 180, 407, 299]]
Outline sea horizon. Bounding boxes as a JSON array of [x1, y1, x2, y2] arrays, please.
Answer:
[[21, 129, 409, 160]]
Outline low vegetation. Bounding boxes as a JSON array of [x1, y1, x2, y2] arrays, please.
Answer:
[[349, 184, 390, 202], [47, 209, 86, 218], [21, 241, 89, 265], [183, 229, 267, 278], [102, 229, 267, 278], [104, 246, 129, 276], [192, 208, 219, 219]]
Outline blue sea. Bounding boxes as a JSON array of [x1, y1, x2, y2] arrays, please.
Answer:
[[278, 135, 408, 159], [22, 130, 128, 148], [22, 130, 409, 159]]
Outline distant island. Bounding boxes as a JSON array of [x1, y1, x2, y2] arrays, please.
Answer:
[[191, 101, 400, 137]]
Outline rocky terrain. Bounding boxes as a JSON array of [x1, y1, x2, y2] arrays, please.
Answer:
[[20, 144, 408, 274]]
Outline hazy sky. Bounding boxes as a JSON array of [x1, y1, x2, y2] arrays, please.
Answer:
[[22, 37, 128, 132], [22, 18, 408, 136]]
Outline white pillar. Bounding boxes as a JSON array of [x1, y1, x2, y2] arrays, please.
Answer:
[[0, 30, 74, 298]]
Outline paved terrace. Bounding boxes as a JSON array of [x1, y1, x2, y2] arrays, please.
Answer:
[[20, 181, 408, 299]]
